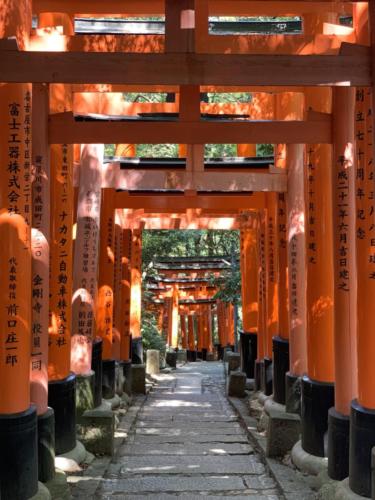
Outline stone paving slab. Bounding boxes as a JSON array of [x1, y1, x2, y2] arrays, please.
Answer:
[[118, 442, 254, 455], [100, 475, 249, 493], [135, 427, 244, 436], [132, 433, 250, 444], [102, 495, 280, 500], [116, 455, 265, 475], [136, 420, 242, 429]]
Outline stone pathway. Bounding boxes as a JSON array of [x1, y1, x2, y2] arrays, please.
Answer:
[[97, 361, 283, 499]]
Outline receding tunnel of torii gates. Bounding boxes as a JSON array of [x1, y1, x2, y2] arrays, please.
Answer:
[[0, 1, 374, 499]]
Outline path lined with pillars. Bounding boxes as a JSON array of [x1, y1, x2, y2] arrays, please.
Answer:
[[98, 362, 280, 499]]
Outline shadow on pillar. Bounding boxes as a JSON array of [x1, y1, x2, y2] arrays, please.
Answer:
[[48, 373, 77, 455], [0, 405, 38, 499], [131, 337, 144, 365], [239, 331, 258, 379], [301, 376, 334, 457], [272, 336, 290, 405]]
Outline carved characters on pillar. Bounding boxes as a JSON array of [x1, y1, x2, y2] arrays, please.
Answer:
[[336, 150, 352, 292], [306, 146, 318, 265], [49, 144, 73, 380], [0, 82, 33, 413], [71, 144, 103, 374]]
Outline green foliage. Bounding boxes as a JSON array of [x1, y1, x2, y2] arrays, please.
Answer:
[[122, 93, 168, 103], [142, 230, 240, 272], [104, 144, 115, 156], [206, 92, 252, 103], [212, 268, 241, 304], [257, 143, 274, 156], [205, 144, 237, 157], [136, 143, 178, 157], [141, 310, 166, 352]]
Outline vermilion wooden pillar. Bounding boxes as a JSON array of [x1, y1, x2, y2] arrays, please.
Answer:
[[285, 95, 308, 413], [347, 5, 375, 495], [71, 144, 103, 375], [349, 83, 375, 496], [328, 87, 357, 481], [265, 192, 279, 394], [0, 2, 39, 498], [30, 83, 49, 415], [130, 229, 143, 363], [301, 88, 335, 457], [273, 94, 292, 405], [120, 228, 132, 363], [112, 214, 123, 361], [239, 211, 258, 378], [187, 314, 196, 361], [97, 188, 116, 398], [180, 314, 188, 350], [41, 12, 79, 462]]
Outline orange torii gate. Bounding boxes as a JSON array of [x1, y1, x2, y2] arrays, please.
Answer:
[[2, 1, 375, 498]]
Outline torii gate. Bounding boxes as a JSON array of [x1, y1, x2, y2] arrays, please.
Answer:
[[0, 1, 374, 499]]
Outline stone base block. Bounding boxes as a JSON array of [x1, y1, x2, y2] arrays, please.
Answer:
[[176, 349, 187, 363], [206, 352, 215, 362], [55, 441, 88, 472], [292, 440, 328, 477], [227, 352, 241, 375], [246, 378, 255, 391], [131, 364, 146, 394], [76, 370, 95, 421], [146, 349, 160, 375], [264, 398, 301, 458], [104, 394, 121, 410], [29, 482, 51, 500], [77, 405, 115, 456], [318, 477, 365, 500], [227, 371, 246, 397], [258, 392, 271, 406], [44, 469, 71, 500], [223, 347, 234, 362], [115, 362, 124, 396]]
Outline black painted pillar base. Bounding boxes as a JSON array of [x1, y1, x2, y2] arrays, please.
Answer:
[[202, 348, 207, 361], [239, 331, 258, 379], [301, 376, 334, 457], [254, 359, 263, 391], [48, 373, 76, 455], [285, 372, 302, 414], [272, 336, 290, 405], [187, 350, 197, 362], [38, 407, 55, 483], [102, 359, 116, 399], [132, 337, 144, 364], [261, 357, 273, 396], [0, 405, 38, 500], [328, 407, 350, 481], [217, 344, 224, 360], [197, 351, 203, 360], [121, 360, 132, 396], [91, 337, 103, 407], [349, 400, 375, 497]]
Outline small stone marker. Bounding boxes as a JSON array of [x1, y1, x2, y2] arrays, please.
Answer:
[[228, 371, 246, 397], [131, 364, 146, 394], [227, 352, 241, 375], [146, 350, 160, 375]]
